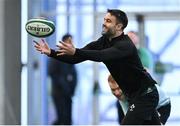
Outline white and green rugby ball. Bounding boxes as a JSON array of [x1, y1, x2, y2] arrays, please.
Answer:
[[25, 18, 55, 38]]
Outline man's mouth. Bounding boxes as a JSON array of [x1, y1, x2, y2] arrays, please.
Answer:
[[102, 26, 107, 31]]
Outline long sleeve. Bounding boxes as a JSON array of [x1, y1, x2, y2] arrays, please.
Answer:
[[49, 38, 104, 64], [74, 40, 134, 62], [49, 49, 84, 64], [49, 35, 134, 64]]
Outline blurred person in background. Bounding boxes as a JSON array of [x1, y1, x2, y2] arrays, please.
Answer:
[[108, 74, 171, 125], [127, 31, 154, 73], [48, 34, 77, 125]]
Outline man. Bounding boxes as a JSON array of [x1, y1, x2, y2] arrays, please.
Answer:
[[108, 74, 171, 125], [34, 9, 161, 125], [48, 34, 77, 125]]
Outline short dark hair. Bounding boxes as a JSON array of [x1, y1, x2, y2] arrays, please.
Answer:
[[62, 33, 72, 41], [107, 9, 128, 30]]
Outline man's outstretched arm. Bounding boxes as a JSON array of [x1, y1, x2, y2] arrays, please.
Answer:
[[33, 39, 85, 64]]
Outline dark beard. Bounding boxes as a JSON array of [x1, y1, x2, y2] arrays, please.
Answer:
[[101, 25, 115, 38], [101, 30, 114, 38]]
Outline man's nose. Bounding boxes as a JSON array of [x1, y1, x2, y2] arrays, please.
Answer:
[[102, 23, 105, 27], [103, 20, 107, 26]]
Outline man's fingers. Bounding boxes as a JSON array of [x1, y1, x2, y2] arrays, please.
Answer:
[[33, 40, 40, 46], [36, 48, 42, 52], [56, 49, 65, 56], [56, 42, 64, 48], [56, 44, 61, 48], [57, 43, 69, 51], [42, 39, 49, 47], [33, 40, 45, 49], [57, 53, 65, 56], [59, 41, 69, 47], [59, 41, 64, 44], [34, 44, 40, 48], [41, 38, 46, 43], [34, 44, 42, 50], [56, 49, 66, 53]]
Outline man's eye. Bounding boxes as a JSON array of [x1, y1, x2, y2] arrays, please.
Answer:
[[107, 19, 111, 23], [104, 19, 111, 23]]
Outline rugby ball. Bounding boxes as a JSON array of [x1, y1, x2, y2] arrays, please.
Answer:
[[25, 18, 55, 38]]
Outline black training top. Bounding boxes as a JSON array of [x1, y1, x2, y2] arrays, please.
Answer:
[[49, 33, 157, 98]]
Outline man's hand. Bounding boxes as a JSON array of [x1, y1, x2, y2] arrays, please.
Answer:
[[108, 75, 126, 101], [33, 39, 51, 55], [56, 41, 76, 56]]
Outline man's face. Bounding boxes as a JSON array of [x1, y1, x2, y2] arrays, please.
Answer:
[[101, 13, 119, 37]]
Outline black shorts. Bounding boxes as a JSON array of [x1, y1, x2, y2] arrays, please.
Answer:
[[121, 86, 161, 125]]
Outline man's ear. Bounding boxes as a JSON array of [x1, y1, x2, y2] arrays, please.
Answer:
[[116, 23, 123, 31]]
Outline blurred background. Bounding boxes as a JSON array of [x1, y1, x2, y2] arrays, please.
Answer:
[[0, 0, 180, 125]]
